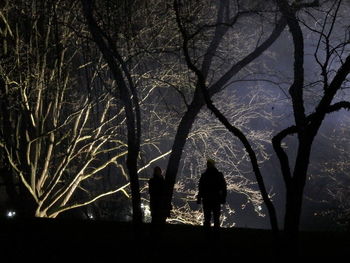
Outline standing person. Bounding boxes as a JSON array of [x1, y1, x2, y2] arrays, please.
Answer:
[[197, 159, 227, 229], [148, 166, 165, 225]]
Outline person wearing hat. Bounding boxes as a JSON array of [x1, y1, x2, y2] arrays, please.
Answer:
[[197, 159, 227, 229]]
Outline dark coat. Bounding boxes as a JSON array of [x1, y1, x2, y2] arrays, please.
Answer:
[[198, 167, 227, 204], [148, 175, 165, 211]]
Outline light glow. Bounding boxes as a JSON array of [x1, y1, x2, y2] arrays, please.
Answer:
[[6, 210, 16, 218]]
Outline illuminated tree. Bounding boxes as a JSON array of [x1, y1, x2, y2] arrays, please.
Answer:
[[0, 0, 133, 218]]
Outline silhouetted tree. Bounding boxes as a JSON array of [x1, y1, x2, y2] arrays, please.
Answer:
[[164, 0, 288, 230], [177, 0, 350, 257], [273, 0, 350, 251], [81, 0, 143, 223]]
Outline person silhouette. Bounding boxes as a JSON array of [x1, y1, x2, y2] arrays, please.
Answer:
[[197, 159, 227, 229], [148, 166, 165, 225]]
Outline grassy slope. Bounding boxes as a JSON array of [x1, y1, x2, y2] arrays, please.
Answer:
[[1, 218, 349, 262]]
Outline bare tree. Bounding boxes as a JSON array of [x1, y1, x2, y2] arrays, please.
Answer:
[[271, 0, 350, 250], [175, 0, 349, 254], [293, 0, 350, 230], [106, 0, 281, 227], [1, 0, 274, 223], [0, 0, 132, 218], [163, 0, 290, 231], [81, 0, 143, 223], [167, 89, 275, 226], [170, 0, 345, 258]]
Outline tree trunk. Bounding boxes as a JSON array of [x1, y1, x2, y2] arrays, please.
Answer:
[[283, 140, 312, 256], [163, 91, 204, 222], [81, 0, 142, 224]]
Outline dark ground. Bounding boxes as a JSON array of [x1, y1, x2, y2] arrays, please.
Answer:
[[0, 218, 349, 262]]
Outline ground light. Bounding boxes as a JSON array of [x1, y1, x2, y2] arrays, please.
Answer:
[[6, 210, 16, 218]]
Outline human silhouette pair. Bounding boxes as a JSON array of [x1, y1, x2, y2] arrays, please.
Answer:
[[148, 159, 227, 229]]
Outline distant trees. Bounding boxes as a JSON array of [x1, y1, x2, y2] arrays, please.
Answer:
[[307, 114, 350, 229]]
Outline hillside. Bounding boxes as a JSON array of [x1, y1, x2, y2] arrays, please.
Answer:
[[1, 218, 349, 262]]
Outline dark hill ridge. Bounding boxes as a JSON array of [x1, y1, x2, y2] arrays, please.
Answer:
[[1, 218, 349, 262]]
